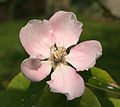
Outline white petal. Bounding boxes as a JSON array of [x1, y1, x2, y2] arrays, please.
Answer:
[[20, 20, 54, 59], [21, 57, 52, 82], [47, 64, 85, 100], [65, 40, 102, 71], [49, 11, 83, 48]]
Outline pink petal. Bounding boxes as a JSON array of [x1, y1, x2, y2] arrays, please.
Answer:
[[20, 20, 54, 59], [21, 57, 52, 82], [47, 64, 85, 100], [49, 11, 83, 48], [65, 40, 102, 71]]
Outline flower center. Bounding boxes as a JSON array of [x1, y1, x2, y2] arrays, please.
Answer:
[[50, 45, 67, 63]]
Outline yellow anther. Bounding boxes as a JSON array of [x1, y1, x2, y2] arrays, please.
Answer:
[[50, 45, 67, 63]]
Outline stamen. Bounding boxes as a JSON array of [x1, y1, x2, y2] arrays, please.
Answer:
[[50, 45, 67, 63]]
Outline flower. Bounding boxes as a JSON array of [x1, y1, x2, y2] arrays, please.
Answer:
[[19, 11, 102, 100]]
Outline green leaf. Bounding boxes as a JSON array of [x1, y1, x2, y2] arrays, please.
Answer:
[[90, 67, 116, 83], [109, 98, 120, 107], [87, 67, 120, 97], [35, 85, 66, 107], [0, 73, 31, 107], [79, 87, 101, 107], [67, 87, 101, 107], [0, 89, 24, 107], [21, 80, 50, 107], [97, 96, 120, 107], [2, 72, 102, 107], [0, 0, 6, 3], [23, 86, 101, 107], [7, 73, 30, 91], [0, 71, 104, 107]]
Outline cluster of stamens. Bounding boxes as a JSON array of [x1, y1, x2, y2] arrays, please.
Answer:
[[49, 45, 67, 63]]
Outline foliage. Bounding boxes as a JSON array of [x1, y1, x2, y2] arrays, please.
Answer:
[[0, 67, 120, 107]]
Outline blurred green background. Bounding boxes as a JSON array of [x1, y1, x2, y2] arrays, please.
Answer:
[[0, 0, 120, 91]]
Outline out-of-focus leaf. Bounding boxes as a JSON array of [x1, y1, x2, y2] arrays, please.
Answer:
[[3, 72, 102, 107], [109, 98, 120, 107], [35, 85, 66, 107], [23, 86, 101, 107], [67, 87, 101, 107], [20, 80, 51, 107], [0, 0, 6, 3], [79, 87, 101, 107], [7, 73, 30, 91], [98, 97, 120, 107], [0, 69, 104, 107], [0, 73, 31, 107], [78, 70, 92, 83], [0, 89, 24, 107], [96, 96, 120, 107]]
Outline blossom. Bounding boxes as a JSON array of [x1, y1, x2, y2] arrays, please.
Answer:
[[19, 11, 102, 100]]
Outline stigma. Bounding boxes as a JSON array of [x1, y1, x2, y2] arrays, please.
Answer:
[[50, 45, 67, 63]]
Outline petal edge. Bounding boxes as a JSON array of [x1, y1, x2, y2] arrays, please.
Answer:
[[65, 40, 102, 71], [47, 64, 85, 100], [20, 19, 54, 59], [49, 11, 83, 48], [21, 57, 52, 82]]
